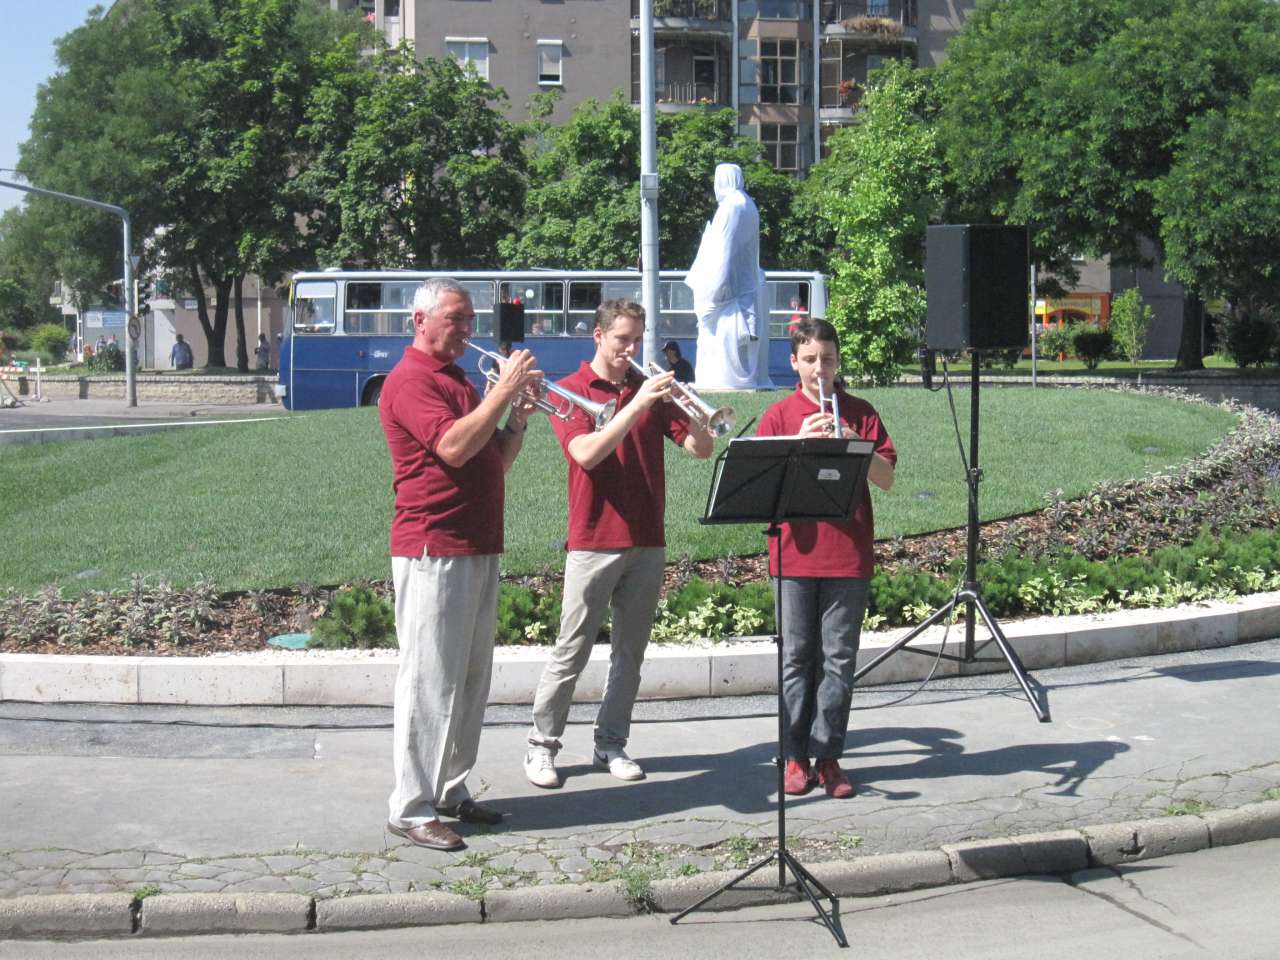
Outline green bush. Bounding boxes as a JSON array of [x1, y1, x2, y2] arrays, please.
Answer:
[[1071, 324, 1115, 371], [1036, 324, 1076, 359], [28, 323, 70, 361], [1216, 300, 1277, 368], [495, 581, 563, 645], [1109, 288, 1152, 364], [86, 342, 126, 373], [1, 328, 29, 355], [307, 586, 396, 649]]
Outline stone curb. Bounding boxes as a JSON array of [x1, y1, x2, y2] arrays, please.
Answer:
[[3, 592, 1279, 706], [4, 804, 1279, 939]]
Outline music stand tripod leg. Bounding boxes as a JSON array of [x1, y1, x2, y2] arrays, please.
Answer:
[[852, 594, 960, 683], [969, 592, 1051, 722]]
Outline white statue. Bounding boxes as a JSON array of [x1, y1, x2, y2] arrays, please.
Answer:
[[684, 163, 773, 390]]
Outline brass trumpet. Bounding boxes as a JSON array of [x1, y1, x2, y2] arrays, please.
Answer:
[[628, 357, 736, 438], [818, 376, 842, 439], [465, 340, 615, 430]]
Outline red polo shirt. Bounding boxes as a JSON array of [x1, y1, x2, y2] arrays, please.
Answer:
[[379, 345, 505, 557], [551, 362, 691, 551], [757, 384, 896, 579]]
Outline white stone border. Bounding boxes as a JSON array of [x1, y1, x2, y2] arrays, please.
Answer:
[[3, 592, 1279, 707]]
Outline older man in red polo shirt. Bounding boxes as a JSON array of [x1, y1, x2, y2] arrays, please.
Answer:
[[524, 299, 713, 789], [380, 277, 540, 851]]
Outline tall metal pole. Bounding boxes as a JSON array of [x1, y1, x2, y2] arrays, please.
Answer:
[[638, 0, 661, 367], [1029, 261, 1038, 388], [0, 178, 137, 407]]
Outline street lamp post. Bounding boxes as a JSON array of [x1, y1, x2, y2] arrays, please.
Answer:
[[638, 0, 660, 367], [0, 178, 138, 407]]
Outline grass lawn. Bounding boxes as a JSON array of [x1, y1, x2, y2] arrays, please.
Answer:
[[0, 387, 1236, 595], [984, 353, 1280, 378]]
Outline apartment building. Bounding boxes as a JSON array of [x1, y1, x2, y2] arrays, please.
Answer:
[[339, 0, 974, 175]]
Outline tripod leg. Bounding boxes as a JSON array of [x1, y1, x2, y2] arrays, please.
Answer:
[[971, 593, 1051, 723], [669, 851, 778, 924], [779, 850, 848, 947], [852, 596, 958, 682]]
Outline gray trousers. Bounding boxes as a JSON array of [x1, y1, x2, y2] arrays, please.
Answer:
[[775, 576, 870, 761], [388, 553, 498, 827], [529, 547, 666, 753]]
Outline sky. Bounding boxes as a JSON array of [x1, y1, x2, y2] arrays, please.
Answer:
[[0, 2, 107, 214]]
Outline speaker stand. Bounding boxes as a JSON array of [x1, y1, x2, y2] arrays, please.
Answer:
[[855, 354, 1050, 722]]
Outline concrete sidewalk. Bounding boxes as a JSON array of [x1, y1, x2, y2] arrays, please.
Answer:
[[0, 396, 288, 445], [1, 638, 1279, 938]]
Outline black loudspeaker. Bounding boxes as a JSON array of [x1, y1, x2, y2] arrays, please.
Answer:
[[497, 302, 525, 343], [925, 224, 1029, 351]]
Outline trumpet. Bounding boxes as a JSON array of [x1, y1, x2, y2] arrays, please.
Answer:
[[465, 340, 616, 430], [628, 357, 736, 438], [818, 377, 842, 439]]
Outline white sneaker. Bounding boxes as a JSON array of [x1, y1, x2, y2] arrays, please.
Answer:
[[524, 748, 561, 789], [593, 747, 645, 781]]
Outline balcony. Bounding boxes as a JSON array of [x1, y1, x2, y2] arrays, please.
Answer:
[[634, 0, 730, 18], [821, 0, 917, 41], [633, 37, 731, 109]]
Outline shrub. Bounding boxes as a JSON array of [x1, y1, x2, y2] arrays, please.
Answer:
[[495, 581, 563, 645], [28, 323, 70, 361], [1, 327, 29, 355], [1036, 323, 1075, 360], [1071, 324, 1115, 371], [86, 342, 125, 372], [1216, 300, 1277, 368], [1109, 288, 1152, 364], [307, 586, 396, 649]]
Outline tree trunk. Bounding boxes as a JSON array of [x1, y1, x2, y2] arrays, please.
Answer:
[[208, 275, 232, 369], [233, 274, 249, 372], [1173, 290, 1206, 372], [189, 263, 222, 368]]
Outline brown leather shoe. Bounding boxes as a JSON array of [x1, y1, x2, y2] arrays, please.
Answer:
[[387, 819, 465, 851], [436, 797, 505, 826]]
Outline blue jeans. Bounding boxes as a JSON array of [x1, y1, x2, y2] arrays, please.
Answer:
[[775, 577, 870, 761]]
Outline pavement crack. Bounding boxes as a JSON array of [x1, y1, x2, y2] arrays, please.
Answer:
[[1067, 869, 1203, 950]]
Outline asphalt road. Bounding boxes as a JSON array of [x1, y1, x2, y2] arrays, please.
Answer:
[[4, 839, 1277, 959]]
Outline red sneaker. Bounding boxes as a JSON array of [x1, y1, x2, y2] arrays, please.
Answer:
[[816, 759, 855, 799], [783, 758, 815, 795]]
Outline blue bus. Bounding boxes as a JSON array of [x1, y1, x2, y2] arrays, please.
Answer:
[[276, 268, 826, 411]]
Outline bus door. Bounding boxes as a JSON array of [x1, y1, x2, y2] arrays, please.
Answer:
[[286, 280, 343, 410]]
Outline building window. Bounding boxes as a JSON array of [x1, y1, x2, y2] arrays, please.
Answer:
[[385, 0, 399, 16], [446, 38, 489, 81], [758, 39, 804, 104], [759, 123, 799, 171], [538, 41, 563, 86]]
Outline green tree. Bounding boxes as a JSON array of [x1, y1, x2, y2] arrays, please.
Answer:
[[810, 61, 942, 386], [934, 0, 1280, 370], [0, 208, 62, 331], [1153, 76, 1280, 310], [1108, 287, 1152, 365], [314, 45, 526, 269], [502, 93, 794, 269]]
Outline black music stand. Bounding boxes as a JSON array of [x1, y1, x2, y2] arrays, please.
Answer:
[[670, 435, 875, 947]]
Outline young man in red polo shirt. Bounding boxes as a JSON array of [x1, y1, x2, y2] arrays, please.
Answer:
[[525, 299, 713, 788], [380, 278, 540, 850], [758, 318, 896, 799]]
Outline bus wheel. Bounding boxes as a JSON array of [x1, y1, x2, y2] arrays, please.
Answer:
[[362, 380, 384, 407]]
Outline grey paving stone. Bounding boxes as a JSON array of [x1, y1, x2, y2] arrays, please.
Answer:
[[211, 870, 260, 884], [175, 879, 227, 893], [12, 851, 76, 870], [231, 876, 298, 893], [513, 852, 554, 873], [583, 847, 615, 861], [442, 866, 482, 882], [557, 856, 591, 874], [13, 869, 65, 886], [0, 893, 134, 938], [73, 852, 146, 870], [206, 857, 268, 872], [141, 852, 183, 866], [261, 855, 312, 874]]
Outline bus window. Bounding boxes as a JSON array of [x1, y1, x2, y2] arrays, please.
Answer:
[[293, 281, 336, 333], [767, 280, 810, 338], [659, 281, 698, 338], [568, 280, 643, 333], [345, 281, 417, 334], [458, 280, 496, 337], [500, 281, 564, 336]]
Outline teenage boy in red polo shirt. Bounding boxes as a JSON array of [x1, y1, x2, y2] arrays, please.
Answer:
[[525, 300, 714, 788], [758, 318, 896, 799], [379, 278, 540, 851]]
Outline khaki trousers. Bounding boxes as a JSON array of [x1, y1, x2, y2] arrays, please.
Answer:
[[529, 547, 665, 752], [388, 552, 498, 827]]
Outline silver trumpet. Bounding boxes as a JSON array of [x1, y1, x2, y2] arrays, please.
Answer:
[[465, 340, 616, 430], [818, 376, 843, 439], [628, 357, 736, 438]]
